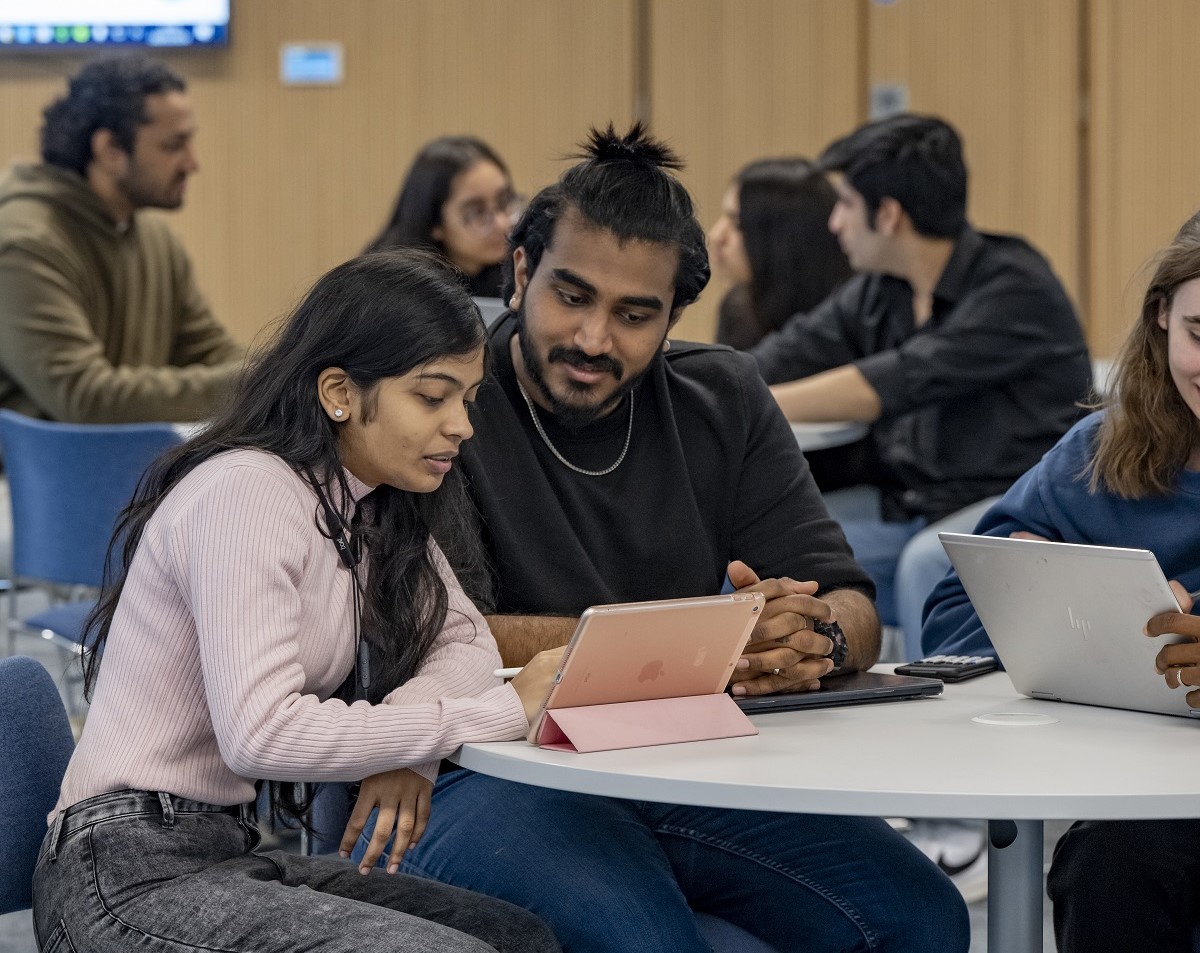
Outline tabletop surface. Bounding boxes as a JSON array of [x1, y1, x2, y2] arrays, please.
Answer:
[[790, 421, 868, 452], [454, 669, 1200, 820]]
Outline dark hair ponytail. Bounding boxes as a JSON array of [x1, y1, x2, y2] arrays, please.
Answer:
[[504, 122, 710, 312]]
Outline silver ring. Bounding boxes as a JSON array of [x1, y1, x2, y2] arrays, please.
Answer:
[[1179, 666, 1190, 691], [772, 668, 783, 676], [800, 616, 809, 631]]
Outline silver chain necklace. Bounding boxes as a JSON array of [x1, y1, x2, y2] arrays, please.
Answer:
[[515, 377, 634, 477]]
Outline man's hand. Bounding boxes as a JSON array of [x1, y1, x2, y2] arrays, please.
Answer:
[[1148, 582, 1200, 706], [725, 560, 838, 697], [339, 768, 433, 875]]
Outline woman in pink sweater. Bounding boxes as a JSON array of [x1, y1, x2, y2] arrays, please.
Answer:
[[31, 250, 562, 953]]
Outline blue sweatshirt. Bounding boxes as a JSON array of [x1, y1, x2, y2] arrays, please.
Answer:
[[921, 412, 1200, 661]]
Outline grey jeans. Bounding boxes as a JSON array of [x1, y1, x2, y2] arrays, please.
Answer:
[[33, 789, 560, 953]]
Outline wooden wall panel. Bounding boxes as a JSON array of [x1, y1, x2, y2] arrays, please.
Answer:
[[867, 0, 1083, 336], [648, 0, 863, 343], [1088, 1, 1200, 356], [3, 3, 1194, 361], [0, 1, 636, 343]]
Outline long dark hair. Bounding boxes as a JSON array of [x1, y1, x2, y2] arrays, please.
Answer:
[[365, 135, 509, 256], [736, 157, 852, 336], [82, 250, 491, 703]]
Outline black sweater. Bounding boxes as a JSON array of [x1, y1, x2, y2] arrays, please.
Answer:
[[461, 313, 873, 616]]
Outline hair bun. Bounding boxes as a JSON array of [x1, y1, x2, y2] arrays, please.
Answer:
[[573, 122, 684, 172]]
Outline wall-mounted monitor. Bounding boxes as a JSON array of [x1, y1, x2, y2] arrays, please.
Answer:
[[0, 1, 230, 49]]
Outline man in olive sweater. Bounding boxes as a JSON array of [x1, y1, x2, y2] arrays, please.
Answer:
[[0, 55, 242, 426], [0, 56, 242, 581]]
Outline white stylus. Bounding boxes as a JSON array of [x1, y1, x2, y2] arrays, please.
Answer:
[[493, 667, 523, 679]]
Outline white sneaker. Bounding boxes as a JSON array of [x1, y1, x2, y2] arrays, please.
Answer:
[[904, 818, 989, 904]]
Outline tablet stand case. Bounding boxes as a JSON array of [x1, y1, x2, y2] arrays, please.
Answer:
[[535, 693, 757, 753]]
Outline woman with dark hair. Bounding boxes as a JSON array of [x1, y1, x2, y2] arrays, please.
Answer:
[[31, 250, 561, 953], [707, 157, 852, 350], [923, 211, 1200, 953], [366, 136, 519, 298]]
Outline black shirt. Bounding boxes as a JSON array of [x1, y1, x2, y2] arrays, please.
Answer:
[[462, 313, 873, 616], [749, 227, 1091, 522]]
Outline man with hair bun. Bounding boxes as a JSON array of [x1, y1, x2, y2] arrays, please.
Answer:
[[356, 124, 970, 953]]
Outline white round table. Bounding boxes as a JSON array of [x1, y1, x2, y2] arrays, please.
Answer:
[[790, 421, 868, 452], [454, 669, 1200, 953]]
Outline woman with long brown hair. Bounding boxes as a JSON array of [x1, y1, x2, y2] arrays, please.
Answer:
[[922, 210, 1200, 953], [707, 157, 852, 350]]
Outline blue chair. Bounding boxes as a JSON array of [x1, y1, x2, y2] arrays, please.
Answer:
[[0, 410, 182, 657], [0, 656, 75, 915]]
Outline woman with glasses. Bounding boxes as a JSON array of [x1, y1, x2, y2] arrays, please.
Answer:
[[366, 136, 519, 298], [707, 157, 852, 350]]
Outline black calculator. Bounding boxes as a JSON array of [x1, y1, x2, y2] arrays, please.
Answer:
[[893, 655, 998, 682]]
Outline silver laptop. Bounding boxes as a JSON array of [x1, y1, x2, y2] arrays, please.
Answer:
[[938, 533, 1198, 718]]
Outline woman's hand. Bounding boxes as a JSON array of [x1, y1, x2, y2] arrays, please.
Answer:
[[1148, 582, 1200, 704], [338, 767, 432, 875], [510, 646, 566, 725]]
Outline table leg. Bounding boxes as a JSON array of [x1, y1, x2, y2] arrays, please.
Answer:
[[986, 819, 1045, 953]]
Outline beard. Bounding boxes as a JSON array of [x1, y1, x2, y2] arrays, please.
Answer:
[[514, 300, 650, 431], [118, 163, 186, 211]]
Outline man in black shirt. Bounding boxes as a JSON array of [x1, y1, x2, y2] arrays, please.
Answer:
[[398, 125, 969, 953], [751, 114, 1090, 651]]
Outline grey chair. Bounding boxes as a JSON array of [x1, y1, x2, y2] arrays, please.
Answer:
[[471, 296, 508, 327]]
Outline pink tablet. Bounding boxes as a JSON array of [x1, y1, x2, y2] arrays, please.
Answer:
[[528, 591, 764, 745]]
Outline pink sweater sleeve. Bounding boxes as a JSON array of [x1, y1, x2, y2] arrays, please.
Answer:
[[172, 461, 528, 783]]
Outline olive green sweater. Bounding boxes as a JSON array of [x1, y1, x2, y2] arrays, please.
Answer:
[[0, 164, 243, 424]]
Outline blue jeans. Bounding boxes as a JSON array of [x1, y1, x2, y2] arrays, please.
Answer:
[[33, 789, 560, 953], [356, 769, 970, 953]]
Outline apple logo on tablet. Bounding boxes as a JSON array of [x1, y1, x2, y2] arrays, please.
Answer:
[[638, 660, 665, 683]]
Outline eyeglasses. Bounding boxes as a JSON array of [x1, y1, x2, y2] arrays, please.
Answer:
[[457, 193, 525, 234]]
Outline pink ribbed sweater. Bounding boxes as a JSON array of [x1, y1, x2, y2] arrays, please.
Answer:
[[53, 449, 527, 818]]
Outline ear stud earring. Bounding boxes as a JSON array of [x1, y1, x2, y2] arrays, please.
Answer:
[[334, 409, 344, 418]]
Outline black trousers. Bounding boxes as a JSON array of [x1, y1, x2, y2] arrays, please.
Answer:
[[1047, 819, 1200, 953]]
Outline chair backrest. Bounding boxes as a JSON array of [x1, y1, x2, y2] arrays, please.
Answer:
[[0, 656, 75, 914], [471, 296, 507, 327], [0, 411, 182, 587]]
